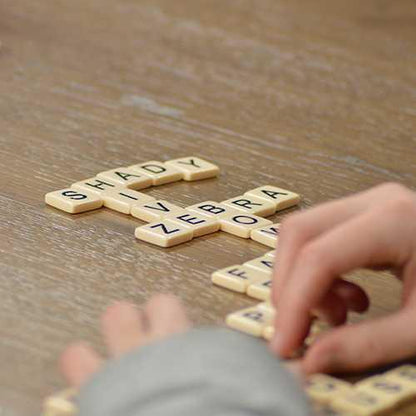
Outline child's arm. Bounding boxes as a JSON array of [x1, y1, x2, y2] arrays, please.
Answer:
[[271, 183, 416, 374], [61, 296, 310, 416]]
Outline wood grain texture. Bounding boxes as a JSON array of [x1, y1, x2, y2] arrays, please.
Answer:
[[0, 0, 415, 414]]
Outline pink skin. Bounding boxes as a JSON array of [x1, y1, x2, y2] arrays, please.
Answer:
[[60, 294, 191, 388], [60, 294, 304, 389], [270, 183, 416, 374]]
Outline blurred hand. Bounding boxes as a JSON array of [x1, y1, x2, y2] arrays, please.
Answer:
[[270, 183, 416, 374], [60, 294, 191, 388]]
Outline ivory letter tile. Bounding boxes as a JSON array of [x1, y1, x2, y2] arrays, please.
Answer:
[[244, 256, 274, 277], [219, 213, 272, 238], [250, 223, 281, 248], [332, 390, 393, 415], [187, 201, 232, 218], [356, 375, 416, 406], [211, 265, 267, 293], [102, 189, 155, 214], [97, 167, 152, 190], [226, 306, 271, 337], [246, 279, 272, 301], [167, 210, 220, 237], [222, 195, 275, 217], [43, 388, 77, 416], [263, 326, 275, 341], [135, 219, 193, 247], [245, 185, 300, 212], [71, 177, 119, 195], [257, 302, 276, 319], [385, 365, 416, 393], [45, 188, 103, 214], [165, 156, 220, 181], [131, 200, 186, 222], [129, 161, 183, 185], [306, 374, 352, 404]]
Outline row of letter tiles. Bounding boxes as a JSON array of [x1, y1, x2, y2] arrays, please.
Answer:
[[134, 210, 221, 247], [225, 303, 275, 339], [44, 157, 220, 214], [187, 200, 274, 238], [307, 365, 416, 415], [211, 253, 274, 300]]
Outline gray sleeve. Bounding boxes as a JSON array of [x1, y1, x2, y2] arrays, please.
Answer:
[[78, 328, 311, 416]]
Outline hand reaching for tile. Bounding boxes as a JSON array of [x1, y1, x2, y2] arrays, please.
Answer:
[[60, 295, 191, 389], [270, 183, 416, 374]]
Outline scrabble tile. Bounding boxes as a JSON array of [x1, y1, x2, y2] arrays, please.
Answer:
[[165, 156, 220, 181], [306, 374, 352, 404], [219, 213, 273, 238], [244, 256, 274, 277], [264, 250, 276, 258], [226, 306, 271, 337], [45, 188, 103, 214], [43, 388, 77, 416], [246, 279, 272, 301], [167, 210, 220, 238], [135, 219, 193, 247], [72, 177, 119, 195], [187, 201, 232, 218], [102, 189, 155, 214], [245, 185, 300, 212], [129, 161, 183, 185], [250, 223, 281, 248], [385, 365, 416, 392], [211, 265, 267, 293], [332, 390, 393, 416], [356, 375, 416, 406], [97, 167, 152, 190], [131, 200, 186, 222], [257, 301, 275, 317], [263, 325, 275, 341], [222, 195, 276, 217]]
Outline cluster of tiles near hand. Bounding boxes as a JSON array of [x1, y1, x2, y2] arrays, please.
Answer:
[[43, 365, 416, 416], [44, 156, 300, 248]]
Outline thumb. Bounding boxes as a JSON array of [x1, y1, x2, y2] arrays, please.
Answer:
[[302, 309, 416, 374]]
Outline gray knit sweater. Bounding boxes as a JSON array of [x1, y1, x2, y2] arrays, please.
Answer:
[[78, 328, 311, 416]]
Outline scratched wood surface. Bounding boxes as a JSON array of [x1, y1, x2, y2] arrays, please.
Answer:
[[1, 0, 416, 415]]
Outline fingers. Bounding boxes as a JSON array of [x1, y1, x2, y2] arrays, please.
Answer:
[[101, 302, 146, 357], [273, 207, 410, 357], [272, 185, 389, 305], [145, 294, 191, 340], [303, 309, 416, 374], [102, 295, 191, 358], [59, 342, 102, 388]]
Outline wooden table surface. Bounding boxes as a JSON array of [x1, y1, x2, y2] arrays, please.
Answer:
[[1, 1, 415, 415]]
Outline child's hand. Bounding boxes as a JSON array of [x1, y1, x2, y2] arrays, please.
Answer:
[[270, 183, 416, 374], [60, 294, 191, 388]]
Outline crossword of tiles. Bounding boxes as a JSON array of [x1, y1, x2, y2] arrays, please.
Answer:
[[44, 157, 416, 416], [45, 156, 300, 248]]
